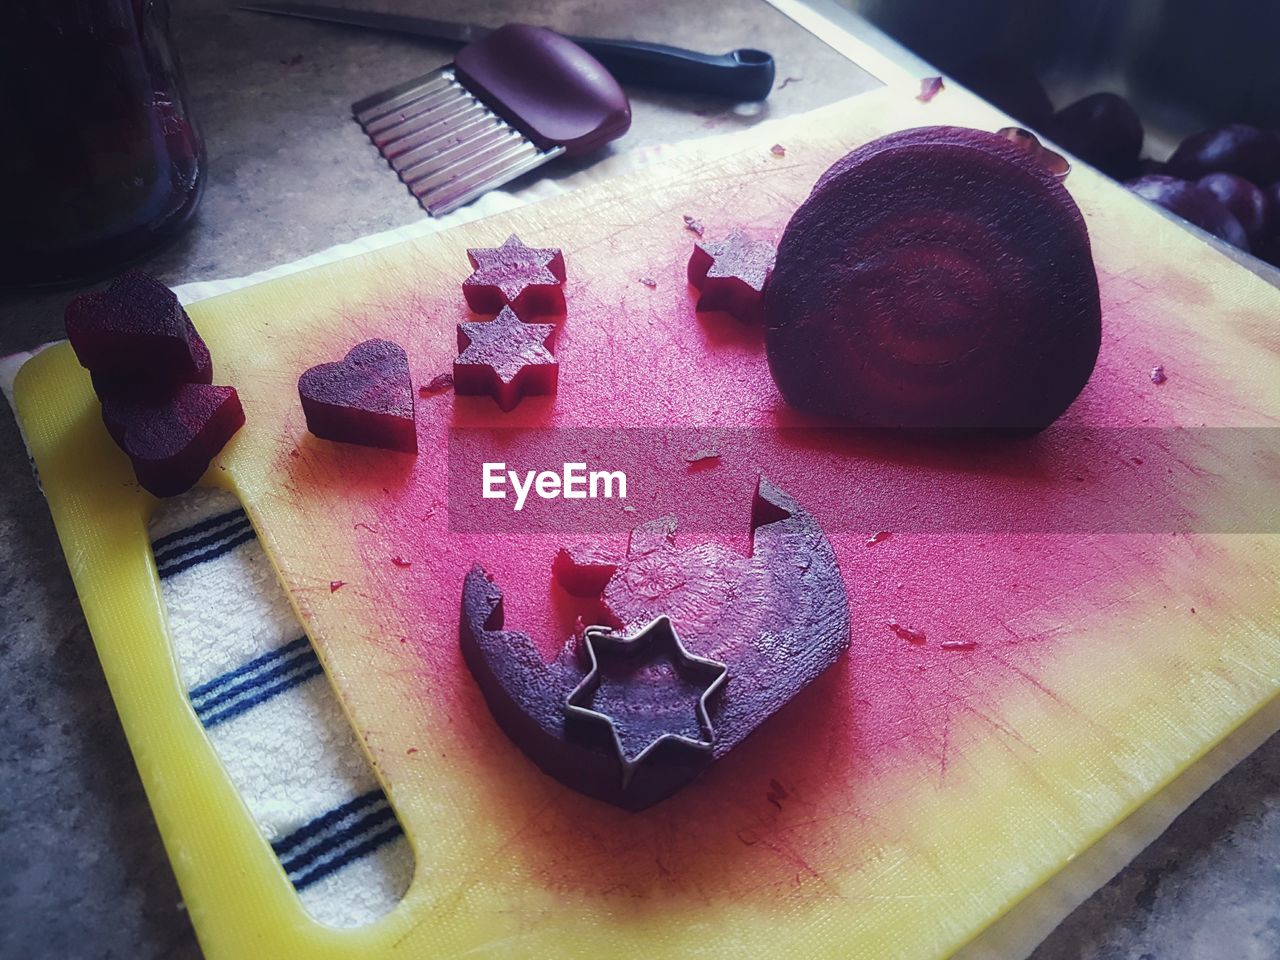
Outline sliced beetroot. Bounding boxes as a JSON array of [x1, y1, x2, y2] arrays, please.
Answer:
[[951, 55, 1054, 129], [1044, 92, 1143, 180], [686, 230, 776, 323], [299, 339, 417, 453], [1166, 124, 1280, 186], [765, 126, 1101, 431], [101, 384, 245, 498], [1127, 175, 1250, 252], [454, 306, 558, 412], [65, 271, 210, 385], [463, 234, 567, 319], [459, 479, 850, 810], [1196, 173, 1270, 241]]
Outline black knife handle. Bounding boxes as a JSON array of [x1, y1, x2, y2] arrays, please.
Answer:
[[566, 36, 775, 102]]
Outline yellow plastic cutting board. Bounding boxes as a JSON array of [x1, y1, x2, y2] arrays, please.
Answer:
[[14, 84, 1280, 960]]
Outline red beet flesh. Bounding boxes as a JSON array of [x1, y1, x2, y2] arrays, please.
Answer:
[[463, 234, 567, 319], [1127, 175, 1250, 252], [765, 126, 1102, 431], [66, 270, 210, 387], [686, 230, 776, 323], [453, 307, 558, 412], [101, 384, 245, 498], [299, 339, 417, 453], [459, 480, 850, 810]]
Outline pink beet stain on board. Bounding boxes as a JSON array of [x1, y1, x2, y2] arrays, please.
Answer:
[[454, 307, 558, 412], [463, 234, 566, 320], [322, 162, 1248, 899]]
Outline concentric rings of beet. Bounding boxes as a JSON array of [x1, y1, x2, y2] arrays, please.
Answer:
[[764, 125, 1102, 432]]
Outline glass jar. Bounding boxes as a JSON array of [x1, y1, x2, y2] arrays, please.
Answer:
[[0, 0, 206, 290]]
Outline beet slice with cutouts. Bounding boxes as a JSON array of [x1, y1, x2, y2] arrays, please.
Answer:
[[101, 384, 245, 498], [460, 479, 850, 810], [298, 339, 417, 453], [765, 125, 1101, 431]]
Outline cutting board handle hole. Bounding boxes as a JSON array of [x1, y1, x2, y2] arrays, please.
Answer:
[[148, 487, 415, 926]]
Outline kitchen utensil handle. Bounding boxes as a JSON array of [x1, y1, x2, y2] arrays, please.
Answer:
[[566, 37, 775, 101]]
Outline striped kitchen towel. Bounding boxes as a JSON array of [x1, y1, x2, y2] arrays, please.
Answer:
[[148, 488, 413, 928]]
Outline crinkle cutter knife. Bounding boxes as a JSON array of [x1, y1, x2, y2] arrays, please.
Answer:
[[351, 24, 631, 216]]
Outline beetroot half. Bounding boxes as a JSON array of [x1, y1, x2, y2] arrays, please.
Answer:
[[764, 126, 1101, 431], [298, 339, 417, 453]]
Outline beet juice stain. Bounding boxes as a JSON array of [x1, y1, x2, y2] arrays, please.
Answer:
[[0, 0, 205, 289]]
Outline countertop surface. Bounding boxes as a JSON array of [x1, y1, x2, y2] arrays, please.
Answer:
[[1, 2, 1278, 959]]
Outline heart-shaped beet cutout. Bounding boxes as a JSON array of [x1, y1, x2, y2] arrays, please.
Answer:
[[101, 384, 245, 498], [66, 271, 210, 386], [299, 338, 416, 453], [459, 479, 850, 810]]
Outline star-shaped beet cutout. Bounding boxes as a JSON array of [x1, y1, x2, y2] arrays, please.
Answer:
[[687, 230, 776, 323], [101, 384, 245, 498], [463, 234, 566, 320], [454, 306, 557, 412], [65, 270, 212, 389], [299, 338, 416, 453], [565, 617, 728, 788]]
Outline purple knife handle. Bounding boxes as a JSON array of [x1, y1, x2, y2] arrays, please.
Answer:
[[454, 24, 631, 157]]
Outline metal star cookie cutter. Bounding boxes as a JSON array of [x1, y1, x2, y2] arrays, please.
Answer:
[[565, 616, 728, 789]]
